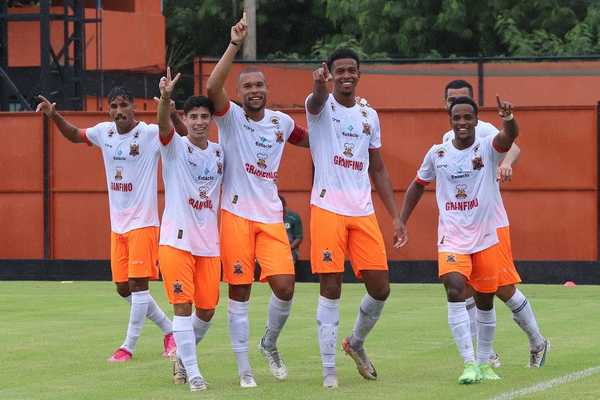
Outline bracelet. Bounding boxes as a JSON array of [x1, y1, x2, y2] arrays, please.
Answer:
[[502, 113, 514, 121], [230, 41, 240, 47]]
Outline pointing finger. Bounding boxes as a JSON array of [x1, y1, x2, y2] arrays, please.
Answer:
[[496, 94, 502, 109]]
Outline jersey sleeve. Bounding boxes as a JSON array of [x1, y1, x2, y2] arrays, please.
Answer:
[[305, 94, 329, 122], [214, 101, 240, 143], [416, 146, 437, 185], [476, 121, 500, 138], [442, 130, 453, 143], [369, 110, 382, 149], [159, 127, 182, 160], [484, 135, 508, 165], [81, 122, 107, 147]]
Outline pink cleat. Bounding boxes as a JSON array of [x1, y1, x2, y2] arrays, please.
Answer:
[[107, 348, 132, 363], [163, 333, 176, 358]]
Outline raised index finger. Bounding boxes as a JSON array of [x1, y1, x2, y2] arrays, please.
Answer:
[[322, 62, 329, 76], [496, 94, 503, 109]]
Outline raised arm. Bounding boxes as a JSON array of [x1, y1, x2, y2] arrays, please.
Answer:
[[368, 148, 402, 248], [158, 67, 181, 140], [36, 95, 84, 143], [153, 96, 188, 136], [397, 178, 427, 247], [206, 14, 248, 114], [306, 62, 331, 115], [493, 95, 519, 152]]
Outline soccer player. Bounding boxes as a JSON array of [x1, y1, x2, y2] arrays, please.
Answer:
[[279, 195, 303, 266], [156, 69, 223, 392], [305, 48, 402, 389], [398, 95, 519, 383], [206, 15, 309, 388], [443, 80, 548, 368], [36, 88, 175, 362]]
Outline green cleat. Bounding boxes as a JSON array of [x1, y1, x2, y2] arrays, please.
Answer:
[[458, 362, 481, 384], [479, 363, 501, 380]]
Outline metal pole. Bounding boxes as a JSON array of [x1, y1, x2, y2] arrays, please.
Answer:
[[477, 58, 484, 107], [243, 0, 256, 60], [43, 114, 52, 259], [0, 0, 8, 111], [40, 0, 50, 99]]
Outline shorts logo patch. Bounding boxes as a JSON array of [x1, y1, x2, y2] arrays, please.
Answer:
[[446, 254, 456, 263], [322, 249, 333, 263], [233, 261, 243, 275], [173, 281, 183, 294]]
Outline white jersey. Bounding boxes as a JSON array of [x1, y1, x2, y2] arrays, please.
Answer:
[[82, 121, 160, 234], [159, 132, 223, 256], [442, 120, 509, 228], [417, 135, 507, 254], [306, 94, 381, 216], [214, 101, 296, 223]]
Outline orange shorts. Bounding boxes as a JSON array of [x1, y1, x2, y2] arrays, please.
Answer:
[[110, 226, 159, 283], [438, 243, 503, 294], [496, 226, 521, 286], [159, 245, 221, 309], [310, 205, 388, 279], [220, 209, 294, 285]]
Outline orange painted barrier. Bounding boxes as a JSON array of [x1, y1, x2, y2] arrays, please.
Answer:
[[0, 106, 596, 261]]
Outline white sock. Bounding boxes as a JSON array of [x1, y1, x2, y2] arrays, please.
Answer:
[[349, 294, 385, 349], [447, 301, 475, 363], [505, 288, 544, 349], [146, 295, 172, 335], [192, 313, 211, 345], [173, 316, 201, 380], [228, 299, 252, 377], [122, 290, 151, 353], [477, 307, 496, 364], [262, 293, 292, 350], [317, 296, 340, 376], [465, 296, 478, 343]]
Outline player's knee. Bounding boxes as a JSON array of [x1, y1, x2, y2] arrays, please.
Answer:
[[320, 282, 341, 299], [196, 308, 215, 322], [273, 284, 294, 301], [446, 286, 464, 302], [369, 285, 390, 301]]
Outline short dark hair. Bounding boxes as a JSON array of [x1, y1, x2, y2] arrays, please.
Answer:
[[238, 66, 265, 83], [448, 96, 478, 116], [327, 48, 360, 72], [444, 80, 473, 99], [107, 86, 134, 103], [183, 96, 214, 115]]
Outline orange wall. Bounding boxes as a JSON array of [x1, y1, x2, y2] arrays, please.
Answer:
[[0, 107, 596, 261], [198, 60, 600, 108], [8, 3, 164, 71]]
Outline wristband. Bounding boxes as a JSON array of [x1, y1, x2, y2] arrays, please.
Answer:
[[502, 113, 514, 121], [230, 41, 240, 47]]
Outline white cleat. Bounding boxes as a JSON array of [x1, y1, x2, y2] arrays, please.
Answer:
[[529, 339, 550, 368], [240, 373, 258, 388], [172, 357, 187, 384], [258, 338, 288, 380], [189, 376, 207, 392], [323, 374, 338, 389]]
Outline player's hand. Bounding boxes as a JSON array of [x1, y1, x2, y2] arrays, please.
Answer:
[[159, 67, 181, 100], [497, 163, 513, 182], [153, 96, 176, 113], [496, 94, 513, 119], [35, 95, 56, 117], [313, 62, 331, 84], [393, 217, 408, 248], [231, 12, 248, 44]]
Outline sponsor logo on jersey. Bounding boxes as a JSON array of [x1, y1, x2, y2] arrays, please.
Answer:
[[334, 155, 364, 171], [111, 182, 133, 192], [243, 123, 255, 132], [256, 136, 273, 149], [188, 197, 213, 210], [445, 198, 479, 211]]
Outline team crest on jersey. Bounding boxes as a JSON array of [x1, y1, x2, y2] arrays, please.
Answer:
[[129, 143, 139, 156], [275, 131, 284, 143], [217, 161, 223, 174], [198, 187, 208, 199], [472, 156, 484, 170], [343, 143, 354, 158], [114, 167, 123, 181], [446, 254, 456, 263], [257, 153, 268, 169], [322, 249, 333, 263], [173, 281, 183, 294], [233, 261, 243, 275], [437, 149, 446, 158], [455, 184, 467, 199], [362, 122, 371, 135]]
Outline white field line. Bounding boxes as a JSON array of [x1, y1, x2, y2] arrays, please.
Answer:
[[489, 366, 600, 400]]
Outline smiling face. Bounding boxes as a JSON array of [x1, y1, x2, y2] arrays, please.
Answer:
[[183, 106, 211, 143], [108, 95, 135, 132], [450, 103, 478, 142], [238, 71, 267, 112], [331, 58, 360, 97]]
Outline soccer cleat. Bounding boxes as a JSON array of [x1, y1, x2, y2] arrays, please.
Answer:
[[107, 347, 132, 363], [479, 363, 501, 380], [189, 376, 207, 392], [529, 339, 550, 368], [489, 352, 502, 368], [341, 336, 377, 380], [240, 373, 257, 388], [258, 337, 288, 380], [323, 374, 338, 389], [458, 362, 481, 384], [162, 333, 176, 358], [172, 357, 187, 384]]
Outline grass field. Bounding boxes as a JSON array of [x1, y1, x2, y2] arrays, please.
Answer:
[[1, 281, 598, 400]]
